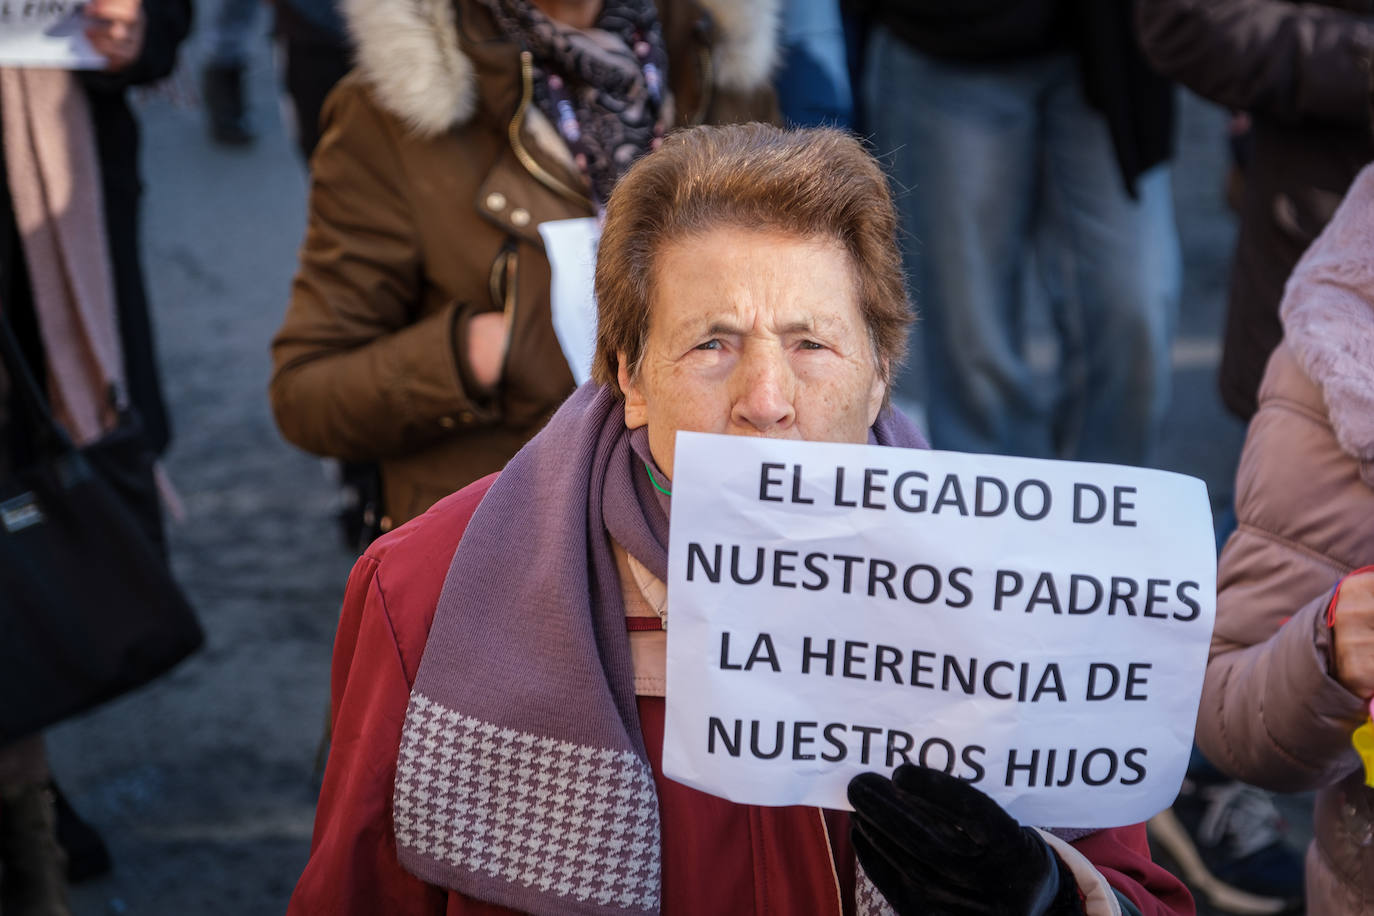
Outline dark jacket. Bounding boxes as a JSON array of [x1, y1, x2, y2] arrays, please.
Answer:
[[0, 0, 191, 457], [1137, 0, 1374, 420], [270, 0, 780, 528], [271, 0, 348, 48], [859, 0, 1066, 60], [83, 0, 192, 455], [857, 0, 1174, 195]]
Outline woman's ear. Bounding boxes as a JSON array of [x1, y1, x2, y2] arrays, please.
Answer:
[[618, 353, 648, 429], [867, 357, 890, 426]]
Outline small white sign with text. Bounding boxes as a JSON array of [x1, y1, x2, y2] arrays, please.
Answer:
[[662, 432, 1215, 829], [0, 1, 104, 69]]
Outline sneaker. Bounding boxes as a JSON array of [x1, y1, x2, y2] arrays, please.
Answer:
[[1148, 779, 1304, 915], [202, 62, 256, 146]]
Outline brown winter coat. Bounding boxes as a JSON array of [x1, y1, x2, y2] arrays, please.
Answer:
[[270, 0, 779, 527], [1135, 0, 1374, 420], [1199, 165, 1374, 915]]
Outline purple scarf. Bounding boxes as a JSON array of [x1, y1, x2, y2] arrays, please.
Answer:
[[393, 382, 925, 914]]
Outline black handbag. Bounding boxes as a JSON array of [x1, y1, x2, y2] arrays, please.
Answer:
[[0, 316, 203, 745]]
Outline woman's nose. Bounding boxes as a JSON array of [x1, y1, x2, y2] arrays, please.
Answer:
[[731, 347, 796, 433]]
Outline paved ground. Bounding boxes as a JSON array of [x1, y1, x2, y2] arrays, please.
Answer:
[[44, 15, 1307, 916]]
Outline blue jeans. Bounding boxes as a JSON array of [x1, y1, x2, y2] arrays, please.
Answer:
[[207, 0, 263, 68], [864, 29, 1180, 465], [776, 0, 853, 127]]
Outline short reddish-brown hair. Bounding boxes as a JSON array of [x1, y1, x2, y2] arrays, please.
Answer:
[[592, 123, 912, 393]]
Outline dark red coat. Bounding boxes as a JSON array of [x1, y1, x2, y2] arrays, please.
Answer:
[[287, 475, 1194, 915]]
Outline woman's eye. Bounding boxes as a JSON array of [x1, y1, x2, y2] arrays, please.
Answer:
[[799, 340, 824, 350], [695, 339, 721, 351]]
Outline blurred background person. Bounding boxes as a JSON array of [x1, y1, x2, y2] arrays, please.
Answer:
[[269, 0, 780, 532], [270, 0, 349, 163], [856, 0, 1180, 467], [0, 0, 191, 909], [1137, 0, 1374, 425], [776, 0, 854, 128], [202, 0, 261, 145], [1195, 164, 1374, 916], [263, 0, 364, 549]]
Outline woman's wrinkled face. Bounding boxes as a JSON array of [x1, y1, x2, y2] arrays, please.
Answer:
[[618, 227, 888, 479]]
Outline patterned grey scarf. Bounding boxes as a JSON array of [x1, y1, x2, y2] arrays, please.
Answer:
[[392, 382, 931, 914], [481, 0, 673, 206]]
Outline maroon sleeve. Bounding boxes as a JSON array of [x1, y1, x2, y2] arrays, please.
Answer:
[[1073, 824, 1196, 916], [287, 555, 450, 916]]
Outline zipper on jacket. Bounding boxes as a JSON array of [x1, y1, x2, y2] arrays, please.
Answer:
[[488, 244, 511, 312], [510, 51, 594, 208], [816, 809, 845, 916], [498, 245, 519, 379]]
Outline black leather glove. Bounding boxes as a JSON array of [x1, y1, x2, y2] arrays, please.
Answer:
[[848, 764, 1085, 916]]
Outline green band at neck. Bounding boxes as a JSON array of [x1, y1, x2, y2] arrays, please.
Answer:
[[643, 461, 672, 497]]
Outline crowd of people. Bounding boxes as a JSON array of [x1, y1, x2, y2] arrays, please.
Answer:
[[2, 0, 1373, 914]]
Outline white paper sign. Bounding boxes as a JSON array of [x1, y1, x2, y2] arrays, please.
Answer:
[[663, 433, 1216, 829], [0, 1, 104, 69], [539, 216, 600, 385]]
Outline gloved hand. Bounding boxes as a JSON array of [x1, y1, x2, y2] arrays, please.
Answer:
[[848, 764, 1085, 916]]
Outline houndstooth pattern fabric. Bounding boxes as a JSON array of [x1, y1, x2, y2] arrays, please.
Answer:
[[855, 861, 898, 916], [394, 693, 661, 911]]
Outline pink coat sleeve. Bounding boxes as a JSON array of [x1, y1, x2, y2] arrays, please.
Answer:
[[1196, 168, 1374, 790], [1196, 346, 1370, 792]]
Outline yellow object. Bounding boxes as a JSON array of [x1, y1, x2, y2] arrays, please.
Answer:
[[1353, 720, 1374, 789]]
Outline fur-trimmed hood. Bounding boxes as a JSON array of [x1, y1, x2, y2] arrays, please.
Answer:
[[340, 0, 780, 138], [1279, 162, 1374, 462]]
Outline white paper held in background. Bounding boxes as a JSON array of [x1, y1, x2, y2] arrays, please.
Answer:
[[538, 216, 600, 386], [0, 1, 104, 69]]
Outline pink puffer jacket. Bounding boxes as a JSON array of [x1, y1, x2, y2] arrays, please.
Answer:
[[1199, 164, 1374, 915]]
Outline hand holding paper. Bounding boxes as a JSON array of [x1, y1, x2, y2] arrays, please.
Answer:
[[849, 765, 1084, 916], [1331, 569, 1374, 699], [84, 0, 145, 71]]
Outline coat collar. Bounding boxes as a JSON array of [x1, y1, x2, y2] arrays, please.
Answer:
[[341, 0, 779, 139], [1280, 163, 1374, 462]]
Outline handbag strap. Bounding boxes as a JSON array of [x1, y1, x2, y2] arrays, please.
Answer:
[[0, 310, 74, 458]]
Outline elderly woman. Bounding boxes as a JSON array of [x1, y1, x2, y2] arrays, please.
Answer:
[[1195, 163, 1374, 915], [287, 125, 1192, 916]]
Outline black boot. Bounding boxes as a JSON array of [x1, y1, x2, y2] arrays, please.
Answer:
[[202, 62, 257, 146], [0, 782, 73, 916], [49, 782, 111, 883]]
